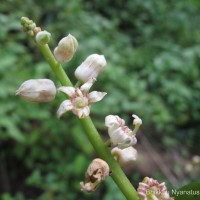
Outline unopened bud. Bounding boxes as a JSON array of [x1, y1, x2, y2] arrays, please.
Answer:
[[20, 17, 36, 33], [54, 34, 78, 62], [16, 79, 56, 102], [111, 147, 137, 166], [75, 54, 106, 83], [36, 30, 51, 45], [80, 158, 110, 192], [20, 17, 41, 37], [132, 114, 142, 126]]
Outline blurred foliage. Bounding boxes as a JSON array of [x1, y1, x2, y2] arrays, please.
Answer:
[[0, 0, 200, 199], [174, 182, 200, 200]]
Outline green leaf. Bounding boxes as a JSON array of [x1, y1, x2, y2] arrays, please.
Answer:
[[174, 182, 200, 200]]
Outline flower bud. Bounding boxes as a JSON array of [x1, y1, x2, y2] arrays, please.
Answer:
[[111, 147, 137, 166], [132, 114, 142, 126], [16, 79, 56, 102], [80, 158, 110, 192], [36, 30, 51, 45], [75, 54, 106, 83], [54, 34, 78, 62]]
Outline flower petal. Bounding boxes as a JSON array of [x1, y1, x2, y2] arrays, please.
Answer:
[[88, 91, 107, 103], [57, 100, 73, 118], [105, 115, 124, 128], [58, 86, 76, 97], [80, 78, 95, 93], [108, 127, 129, 145]]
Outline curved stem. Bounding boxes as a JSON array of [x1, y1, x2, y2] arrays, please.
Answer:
[[37, 43, 139, 200]]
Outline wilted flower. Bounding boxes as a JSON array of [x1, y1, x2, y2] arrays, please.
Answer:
[[75, 54, 106, 83], [36, 30, 51, 45], [80, 158, 110, 192], [105, 114, 142, 149], [16, 79, 56, 102], [57, 78, 107, 118], [111, 146, 137, 166], [137, 177, 173, 200], [54, 34, 78, 62]]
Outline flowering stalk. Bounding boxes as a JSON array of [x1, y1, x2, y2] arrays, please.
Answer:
[[38, 41, 139, 200], [21, 18, 139, 200]]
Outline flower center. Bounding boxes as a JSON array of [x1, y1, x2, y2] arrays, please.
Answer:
[[73, 96, 88, 108]]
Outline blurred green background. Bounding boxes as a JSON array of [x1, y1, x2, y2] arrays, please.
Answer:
[[0, 0, 200, 199]]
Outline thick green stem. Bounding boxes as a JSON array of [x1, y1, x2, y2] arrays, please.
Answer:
[[37, 43, 139, 200]]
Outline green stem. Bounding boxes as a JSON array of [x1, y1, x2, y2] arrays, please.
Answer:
[[37, 43, 139, 200], [37, 44, 72, 86]]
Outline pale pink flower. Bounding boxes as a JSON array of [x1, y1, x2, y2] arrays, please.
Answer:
[[137, 177, 173, 200], [57, 79, 107, 118]]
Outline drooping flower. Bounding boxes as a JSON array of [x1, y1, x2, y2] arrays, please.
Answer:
[[105, 114, 142, 149], [137, 177, 173, 200], [75, 54, 107, 83], [16, 79, 56, 102], [111, 146, 137, 166], [57, 79, 107, 118], [54, 34, 78, 62], [80, 158, 110, 192]]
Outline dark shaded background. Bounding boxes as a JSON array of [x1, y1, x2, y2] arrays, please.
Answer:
[[0, 0, 200, 199]]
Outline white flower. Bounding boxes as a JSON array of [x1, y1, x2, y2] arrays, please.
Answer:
[[16, 79, 56, 102], [137, 177, 172, 200], [105, 115, 139, 149], [57, 79, 107, 118], [75, 54, 106, 83], [111, 146, 137, 166], [54, 34, 78, 62]]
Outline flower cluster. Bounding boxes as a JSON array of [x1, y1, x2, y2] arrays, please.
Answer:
[[17, 19, 107, 119], [19, 18, 174, 198], [18, 20, 110, 193]]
